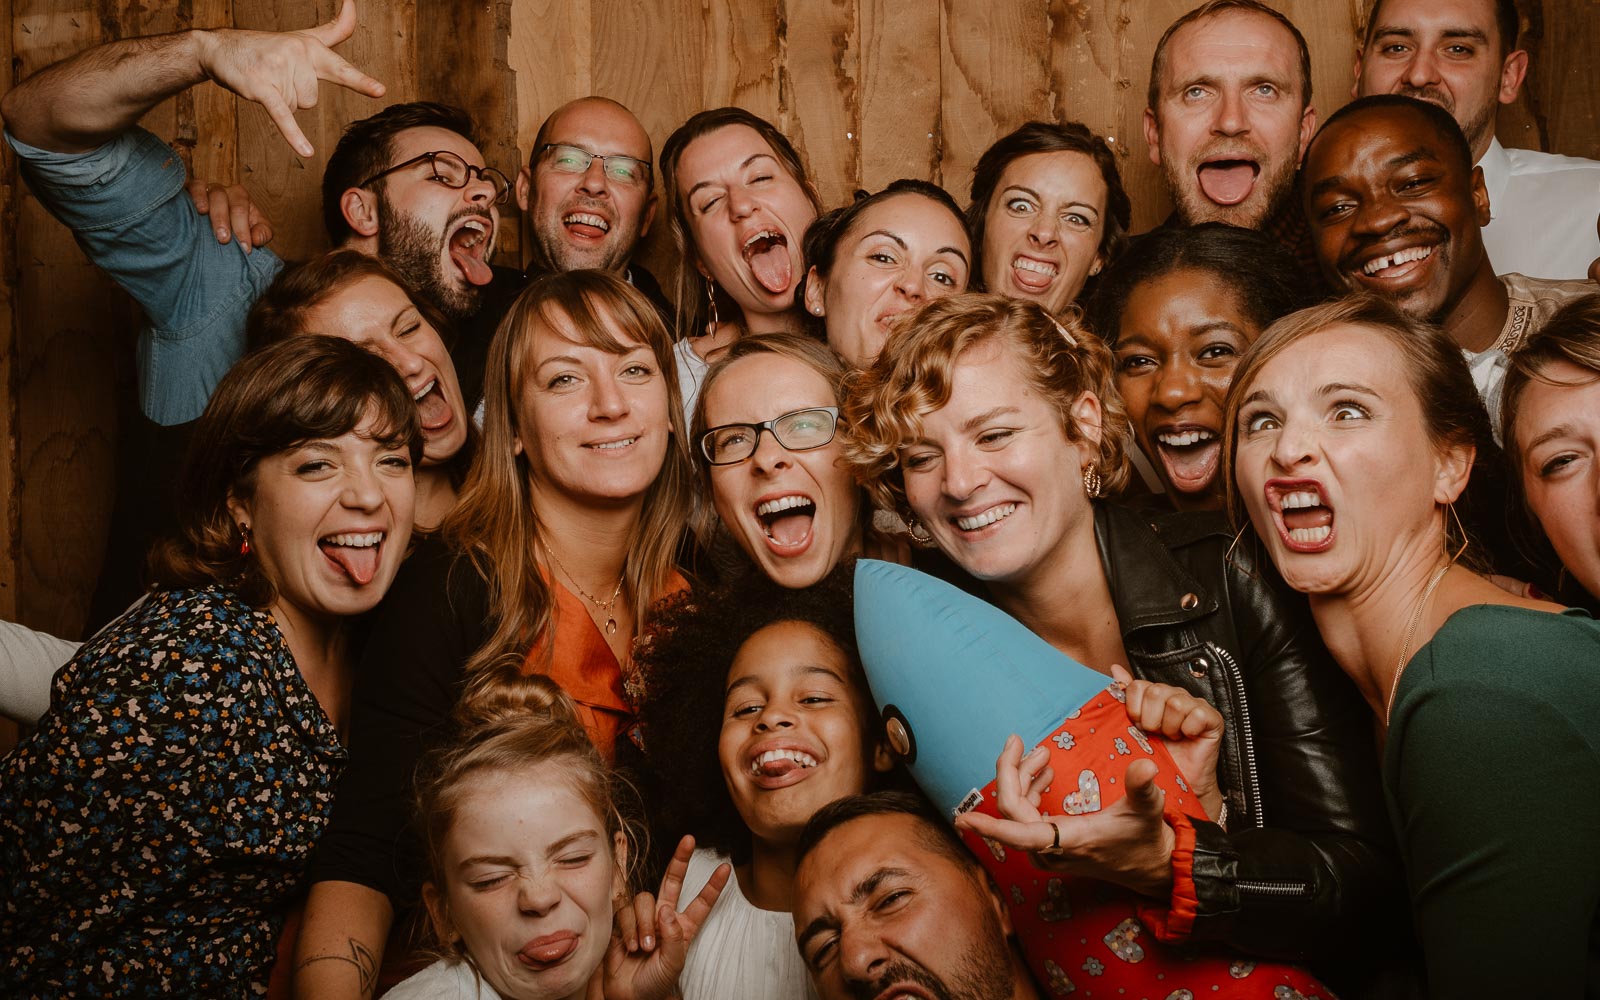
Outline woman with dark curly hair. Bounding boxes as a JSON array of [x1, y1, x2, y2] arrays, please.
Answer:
[[636, 563, 894, 1000]]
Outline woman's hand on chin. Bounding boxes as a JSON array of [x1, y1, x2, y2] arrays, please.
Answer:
[[954, 734, 1178, 899], [603, 835, 730, 1000], [1112, 664, 1224, 821]]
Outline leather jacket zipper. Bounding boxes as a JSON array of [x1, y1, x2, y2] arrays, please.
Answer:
[[1205, 641, 1263, 828], [1236, 879, 1313, 898]]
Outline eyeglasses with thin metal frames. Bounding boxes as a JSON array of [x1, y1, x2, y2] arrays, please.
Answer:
[[536, 143, 653, 186]]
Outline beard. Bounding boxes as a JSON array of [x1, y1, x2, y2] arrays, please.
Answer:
[[376, 196, 482, 321], [1165, 146, 1299, 230], [531, 197, 640, 274], [1396, 85, 1494, 157], [844, 925, 1015, 1000]]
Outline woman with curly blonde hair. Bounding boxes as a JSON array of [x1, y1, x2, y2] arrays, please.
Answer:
[[842, 292, 1405, 992]]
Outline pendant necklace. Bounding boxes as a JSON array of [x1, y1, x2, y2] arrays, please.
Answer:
[[543, 542, 625, 635]]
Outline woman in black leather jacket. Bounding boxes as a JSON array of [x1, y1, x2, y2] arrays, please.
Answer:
[[842, 292, 1406, 980]]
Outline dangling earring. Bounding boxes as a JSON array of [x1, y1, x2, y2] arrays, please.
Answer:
[[238, 523, 252, 557], [705, 276, 721, 334], [1081, 463, 1102, 499]]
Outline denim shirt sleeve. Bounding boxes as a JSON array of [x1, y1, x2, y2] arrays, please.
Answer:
[[5, 127, 284, 425]]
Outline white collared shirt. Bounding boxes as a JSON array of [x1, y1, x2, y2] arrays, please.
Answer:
[[1478, 137, 1600, 281]]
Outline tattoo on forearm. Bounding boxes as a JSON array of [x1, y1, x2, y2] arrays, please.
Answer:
[[295, 938, 378, 997]]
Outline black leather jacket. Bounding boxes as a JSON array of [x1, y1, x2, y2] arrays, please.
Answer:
[[1095, 502, 1406, 963]]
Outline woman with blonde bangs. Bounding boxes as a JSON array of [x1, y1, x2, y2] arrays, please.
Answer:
[[295, 269, 695, 998], [843, 292, 1404, 989]]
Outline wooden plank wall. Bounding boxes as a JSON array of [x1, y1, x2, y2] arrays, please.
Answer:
[[1, 0, 1596, 640]]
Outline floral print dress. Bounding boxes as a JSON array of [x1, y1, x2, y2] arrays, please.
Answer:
[[1, 585, 347, 997]]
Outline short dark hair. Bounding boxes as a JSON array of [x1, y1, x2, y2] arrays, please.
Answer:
[[321, 102, 479, 244], [148, 336, 422, 605], [797, 179, 968, 322], [1085, 223, 1307, 347], [796, 791, 974, 873], [1312, 94, 1475, 175], [1364, 0, 1519, 56], [636, 563, 880, 865], [1148, 0, 1313, 112], [966, 121, 1131, 303]]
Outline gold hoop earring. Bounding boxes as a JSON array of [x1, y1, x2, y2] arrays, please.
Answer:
[[903, 511, 937, 548], [705, 276, 721, 334], [1081, 463, 1102, 499]]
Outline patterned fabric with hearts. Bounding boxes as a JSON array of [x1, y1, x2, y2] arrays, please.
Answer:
[[955, 687, 1334, 998]]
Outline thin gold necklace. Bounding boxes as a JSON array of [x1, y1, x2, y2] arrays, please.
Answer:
[[1387, 563, 1451, 726], [542, 541, 625, 635]]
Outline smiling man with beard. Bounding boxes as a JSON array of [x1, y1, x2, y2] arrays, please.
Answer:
[[1354, 0, 1600, 280], [794, 793, 1041, 1000], [1302, 95, 1592, 432], [1143, 0, 1319, 276]]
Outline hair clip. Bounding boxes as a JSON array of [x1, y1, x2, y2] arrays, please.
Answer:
[[1051, 317, 1078, 347]]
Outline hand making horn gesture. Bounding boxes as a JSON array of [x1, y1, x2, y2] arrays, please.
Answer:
[[194, 0, 385, 157]]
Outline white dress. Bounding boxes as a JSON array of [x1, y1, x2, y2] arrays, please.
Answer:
[[381, 958, 501, 999], [677, 848, 819, 1000], [673, 336, 711, 430]]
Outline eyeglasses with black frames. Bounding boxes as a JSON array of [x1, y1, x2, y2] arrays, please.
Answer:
[[359, 150, 511, 204], [698, 407, 840, 466], [536, 143, 653, 186]]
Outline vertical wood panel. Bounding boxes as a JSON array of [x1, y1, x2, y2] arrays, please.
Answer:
[[1521, 0, 1599, 159], [701, 0, 781, 115], [510, 0, 591, 269], [0, 0, 16, 623], [781, 0, 858, 207], [858, 0, 940, 189], [1045, 0, 1139, 219], [939, 0, 1053, 195], [11, 1, 125, 637]]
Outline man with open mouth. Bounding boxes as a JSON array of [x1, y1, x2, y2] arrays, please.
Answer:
[[1302, 95, 1593, 431], [1142, 1, 1320, 280], [0, 2, 526, 627]]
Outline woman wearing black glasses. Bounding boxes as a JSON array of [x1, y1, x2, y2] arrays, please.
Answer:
[[694, 334, 863, 589]]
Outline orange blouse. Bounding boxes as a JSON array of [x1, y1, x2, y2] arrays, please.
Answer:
[[522, 570, 688, 758]]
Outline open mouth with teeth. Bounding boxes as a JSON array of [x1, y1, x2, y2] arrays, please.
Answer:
[[319, 531, 386, 585], [747, 745, 820, 789], [954, 502, 1016, 533], [755, 493, 817, 555], [1356, 244, 1438, 282], [1009, 255, 1059, 294], [563, 210, 611, 241], [1197, 158, 1260, 207], [413, 378, 454, 434], [1152, 426, 1221, 495], [587, 436, 639, 453], [742, 229, 793, 294], [1266, 480, 1335, 552], [447, 216, 494, 287]]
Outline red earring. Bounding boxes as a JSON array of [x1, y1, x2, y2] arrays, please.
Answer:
[[238, 524, 252, 557]]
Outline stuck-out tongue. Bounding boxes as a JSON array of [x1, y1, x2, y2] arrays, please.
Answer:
[[1282, 506, 1333, 532], [322, 542, 381, 585], [450, 246, 494, 287], [416, 386, 453, 431], [1198, 161, 1258, 206], [759, 757, 803, 778], [767, 510, 814, 547], [749, 241, 793, 293]]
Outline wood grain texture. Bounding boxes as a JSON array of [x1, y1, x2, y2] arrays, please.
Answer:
[[5, 0, 1600, 637]]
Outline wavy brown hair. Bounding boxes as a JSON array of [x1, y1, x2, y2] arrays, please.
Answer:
[[148, 335, 421, 606], [659, 107, 823, 341], [1502, 294, 1600, 517], [440, 270, 693, 678], [842, 292, 1131, 520]]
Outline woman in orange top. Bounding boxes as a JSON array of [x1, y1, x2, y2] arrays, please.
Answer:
[[293, 269, 695, 997]]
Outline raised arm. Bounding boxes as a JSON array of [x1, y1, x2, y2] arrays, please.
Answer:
[[0, 0, 382, 156]]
